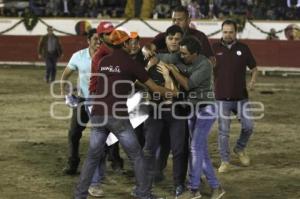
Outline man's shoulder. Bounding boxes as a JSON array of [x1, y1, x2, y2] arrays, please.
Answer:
[[73, 48, 89, 58], [94, 44, 112, 58], [155, 32, 166, 38], [199, 55, 212, 66], [211, 40, 222, 48], [188, 28, 208, 39]]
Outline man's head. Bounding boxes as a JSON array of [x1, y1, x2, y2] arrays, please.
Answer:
[[87, 28, 99, 52], [108, 29, 130, 49], [165, 25, 183, 53], [125, 32, 140, 55], [97, 21, 114, 43], [115, 27, 140, 55], [47, 26, 54, 35], [172, 6, 191, 31], [221, 19, 237, 44], [179, 36, 202, 64]]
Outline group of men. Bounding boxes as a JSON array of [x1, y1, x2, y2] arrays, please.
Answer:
[[59, 5, 257, 199]]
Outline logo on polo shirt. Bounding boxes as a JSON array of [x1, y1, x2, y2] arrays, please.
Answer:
[[100, 65, 121, 73], [236, 50, 242, 56]]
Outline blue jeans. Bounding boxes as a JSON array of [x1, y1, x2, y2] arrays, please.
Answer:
[[68, 99, 103, 185], [45, 54, 58, 82], [217, 100, 254, 162], [90, 130, 106, 186], [74, 116, 148, 199], [188, 104, 219, 190]]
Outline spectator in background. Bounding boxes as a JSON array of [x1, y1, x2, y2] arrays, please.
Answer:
[[59, 0, 74, 16], [72, 0, 86, 17], [38, 26, 62, 83], [140, 0, 155, 18], [181, 0, 191, 7], [266, 28, 279, 40], [187, 0, 203, 19], [0, 0, 4, 16], [153, 0, 170, 19], [45, 0, 60, 17], [85, 0, 98, 18], [97, 9, 111, 18]]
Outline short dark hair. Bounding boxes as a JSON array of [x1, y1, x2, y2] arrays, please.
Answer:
[[166, 25, 183, 36], [221, 19, 237, 32], [179, 36, 202, 55], [172, 5, 190, 18], [87, 28, 97, 40]]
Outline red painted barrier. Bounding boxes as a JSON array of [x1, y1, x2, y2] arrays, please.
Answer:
[[0, 36, 300, 67]]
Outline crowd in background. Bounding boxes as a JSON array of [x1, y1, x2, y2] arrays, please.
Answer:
[[0, 0, 300, 20]]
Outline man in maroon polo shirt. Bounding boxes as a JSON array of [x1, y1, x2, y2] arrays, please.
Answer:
[[143, 5, 215, 65], [212, 19, 258, 173], [89, 21, 125, 173], [75, 30, 177, 199]]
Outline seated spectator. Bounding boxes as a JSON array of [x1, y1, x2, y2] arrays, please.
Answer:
[[45, 0, 60, 17], [187, 0, 203, 19], [0, 0, 4, 16], [154, 0, 170, 18]]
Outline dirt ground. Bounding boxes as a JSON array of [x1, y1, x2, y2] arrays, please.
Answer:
[[0, 66, 299, 199]]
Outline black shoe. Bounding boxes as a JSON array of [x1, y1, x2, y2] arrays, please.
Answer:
[[62, 165, 78, 175], [175, 184, 185, 197], [62, 159, 79, 175]]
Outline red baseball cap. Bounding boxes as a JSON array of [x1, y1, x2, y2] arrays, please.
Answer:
[[109, 29, 130, 45], [97, 21, 114, 34]]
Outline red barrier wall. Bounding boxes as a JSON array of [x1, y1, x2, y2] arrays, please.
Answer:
[[0, 36, 300, 67]]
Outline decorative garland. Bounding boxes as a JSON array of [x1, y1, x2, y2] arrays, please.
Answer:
[[248, 19, 284, 34], [23, 12, 38, 31], [38, 18, 75, 35], [0, 17, 292, 37]]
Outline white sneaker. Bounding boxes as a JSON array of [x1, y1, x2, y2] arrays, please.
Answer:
[[218, 162, 230, 173], [88, 184, 104, 197]]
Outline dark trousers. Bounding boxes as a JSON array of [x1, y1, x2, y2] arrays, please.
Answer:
[[68, 99, 90, 165], [154, 129, 170, 176], [143, 110, 188, 187], [45, 54, 58, 82]]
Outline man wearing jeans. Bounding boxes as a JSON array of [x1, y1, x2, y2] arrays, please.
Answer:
[[158, 36, 225, 199], [60, 29, 106, 197], [212, 19, 258, 173], [74, 29, 177, 199]]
